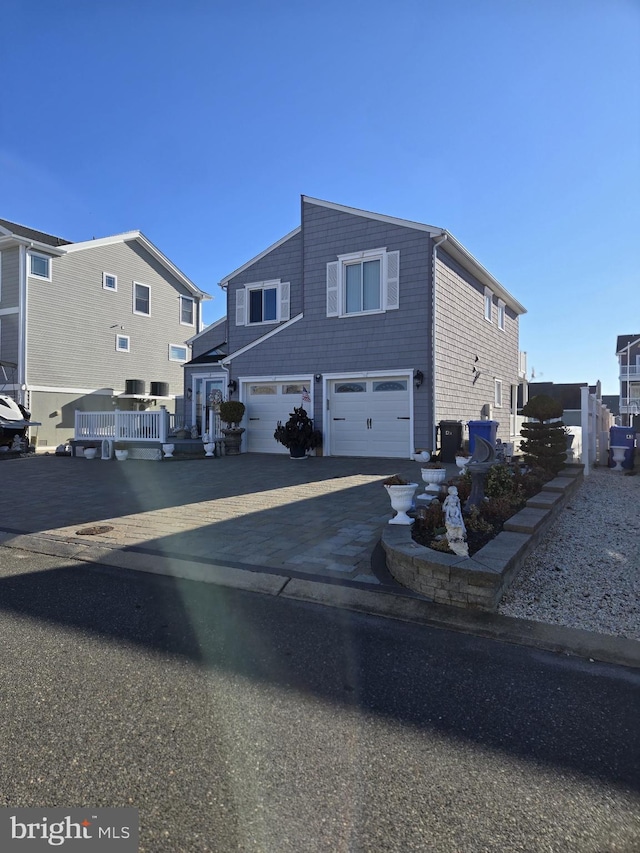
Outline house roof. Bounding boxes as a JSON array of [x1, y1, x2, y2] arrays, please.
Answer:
[[0, 218, 72, 247], [616, 334, 640, 354], [63, 231, 211, 300], [218, 197, 526, 316], [184, 343, 227, 366], [185, 315, 226, 345]]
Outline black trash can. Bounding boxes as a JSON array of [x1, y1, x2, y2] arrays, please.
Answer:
[[438, 420, 463, 463]]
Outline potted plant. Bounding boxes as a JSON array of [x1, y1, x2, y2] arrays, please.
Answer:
[[219, 400, 246, 456], [418, 461, 447, 499], [114, 441, 128, 461], [83, 443, 98, 460], [382, 474, 418, 525], [273, 407, 322, 459]]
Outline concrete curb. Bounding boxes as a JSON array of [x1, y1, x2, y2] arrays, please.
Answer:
[[1, 529, 638, 671]]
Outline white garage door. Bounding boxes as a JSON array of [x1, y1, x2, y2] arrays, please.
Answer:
[[329, 376, 411, 458], [243, 380, 313, 454]]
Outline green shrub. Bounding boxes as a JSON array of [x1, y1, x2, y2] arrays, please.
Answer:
[[219, 400, 246, 426], [520, 395, 567, 475]]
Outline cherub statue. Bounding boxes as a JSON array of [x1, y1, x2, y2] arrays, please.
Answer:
[[443, 485, 468, 557]]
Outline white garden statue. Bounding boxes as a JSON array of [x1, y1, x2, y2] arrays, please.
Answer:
[[443, 485, 469, 557]]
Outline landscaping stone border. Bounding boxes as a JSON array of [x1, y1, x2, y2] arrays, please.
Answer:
[[381, 464, 584, 611]]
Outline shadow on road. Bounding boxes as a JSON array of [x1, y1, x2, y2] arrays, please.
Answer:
[[0, 558, 638, 794]]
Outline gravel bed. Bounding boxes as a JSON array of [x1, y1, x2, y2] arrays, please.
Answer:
[[498, 466, 640, 640]]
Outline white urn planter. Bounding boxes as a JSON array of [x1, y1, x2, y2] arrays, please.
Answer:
[[203, 442, 215, 458], [162, 443, 175, 458], [115, 449, 128, 461], [417, 467, 447, 500], [384, 483, 418, 525], [610, 445, 627, 471], [455, 455, 471, 476], [83, 447, 97, 460]]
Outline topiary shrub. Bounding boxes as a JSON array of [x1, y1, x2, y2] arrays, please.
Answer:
[[520, 395, 568, 475], [219, 400, 246, 427]]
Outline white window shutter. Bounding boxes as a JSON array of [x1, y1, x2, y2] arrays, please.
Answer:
[[279, 282, 290, 321], [385, 251, 400, 310], [326, 261, 339, 317], [235, 288, 246, 326]]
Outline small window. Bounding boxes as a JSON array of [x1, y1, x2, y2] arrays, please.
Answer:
[[29, 252, 51, 280], [133, 282, 150, 316], [180, 296, 194, 325], [495, 379, 503, 408], [497, 300, 505, 331], [115, 334, 130, 353], [373, 380, 407, 392], [250, 384, 277, 395], [484, 287, 493, 322], [283, 384, 304, 395], [103, 272, 117, 291], [335, 383, 366, 393], [169, 344, 188, 362]]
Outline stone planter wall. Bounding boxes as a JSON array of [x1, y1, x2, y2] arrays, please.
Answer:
[[382, 464, 584, 611]]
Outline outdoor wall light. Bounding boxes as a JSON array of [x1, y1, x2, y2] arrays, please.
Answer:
[[186, 388, 192, 400], [227, 379, 238, 394], [414, 370, 424, 389], [315, 374, 322, 383]]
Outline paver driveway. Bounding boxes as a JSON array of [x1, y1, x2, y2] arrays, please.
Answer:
[[0, 454, 456, 584]]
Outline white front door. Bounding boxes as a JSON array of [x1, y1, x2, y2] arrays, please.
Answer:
[[329, 376, 411, 458], [243, 379, 314, 453]]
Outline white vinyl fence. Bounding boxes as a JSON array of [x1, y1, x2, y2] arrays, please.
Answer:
[[75, 409, 168, 443]]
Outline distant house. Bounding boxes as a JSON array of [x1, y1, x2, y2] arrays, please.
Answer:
[[184, 196, 527, 458], [0, 218, 210, 447], [616, 334, 640, 427]]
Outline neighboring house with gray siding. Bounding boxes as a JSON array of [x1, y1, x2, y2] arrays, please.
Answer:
[[616, 334, 640, 428], [188, 197, 527, 458], [0, 218, 209, 447]]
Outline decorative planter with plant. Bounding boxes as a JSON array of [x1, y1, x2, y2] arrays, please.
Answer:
[[382, 474, 418, 525], [114, 441, 128, 461], [455, 452, 471, 475], [219, 400, 246, 456], [418, 462, 447, 499], [274, 407, 322, 459]]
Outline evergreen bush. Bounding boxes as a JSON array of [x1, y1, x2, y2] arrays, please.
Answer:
[[520, 395, 567, 475]]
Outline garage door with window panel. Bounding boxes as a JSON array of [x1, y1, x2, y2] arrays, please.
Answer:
[[244, 381, 313, 453], [329, 377, 411, 458]]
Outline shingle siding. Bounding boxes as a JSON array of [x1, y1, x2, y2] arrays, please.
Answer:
[[0, 313, 19, 365], [0, 247, 20, 309], [434, 250, 519, 442]]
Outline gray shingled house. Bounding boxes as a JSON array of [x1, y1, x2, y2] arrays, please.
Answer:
[[0, 218, 210, 447], [183, 197, 527, 458]]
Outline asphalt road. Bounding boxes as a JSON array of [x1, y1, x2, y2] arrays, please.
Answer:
[[0, 547, 638, 853]]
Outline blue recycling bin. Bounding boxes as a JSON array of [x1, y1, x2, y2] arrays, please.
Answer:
[[608, 426, 636, 469], [467, 420, 499, 455]]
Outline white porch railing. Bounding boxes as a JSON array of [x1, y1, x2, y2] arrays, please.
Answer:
[[75, 409, 168, 443]]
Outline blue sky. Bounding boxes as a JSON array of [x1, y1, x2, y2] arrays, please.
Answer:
[[2, 0, 638, 394]]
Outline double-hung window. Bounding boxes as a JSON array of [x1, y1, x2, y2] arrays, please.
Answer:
[[327, 248, 399, 318], [29, 252, 51, 280], [497, 299, 505, 331], [180, 295, 195, 325], [484, 287, 493, 322], [235, 279, 290, 326], [133, 282, 150, 316], [495, 379, 503, 408]]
